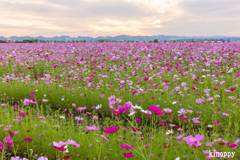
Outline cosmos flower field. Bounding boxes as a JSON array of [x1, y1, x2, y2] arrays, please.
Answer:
[[0, 42, 240, 160]]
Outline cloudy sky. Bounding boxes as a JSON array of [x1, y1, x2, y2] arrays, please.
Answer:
[[1, 0, 240, 37]]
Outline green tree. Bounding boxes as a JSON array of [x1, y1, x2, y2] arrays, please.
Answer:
[[164, 40, 167, 43], [131, 40, 134, 42], [172, 40, 176, 43], [83, 40, 86, 43], [148, 40, 152, 43], [153, 39, 158, 43], [72, 40, 75, 43]]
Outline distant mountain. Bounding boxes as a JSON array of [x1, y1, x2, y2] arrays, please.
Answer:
[[0, 36, 7, 39], [1, 35, 239, 41]]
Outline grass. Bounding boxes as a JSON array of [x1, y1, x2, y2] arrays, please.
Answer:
[[0, 42, 240, 159]]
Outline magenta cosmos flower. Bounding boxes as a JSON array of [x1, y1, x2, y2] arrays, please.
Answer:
[[4, 136, 13, 148], [149, 106, 163, 116], [123, 152, 134, 158], [0, 142, 4, 151], [111, 104, 131, 116], [120, 144, 134, 149], [103, 126, 120, 134], [135, 118, 141, 123]]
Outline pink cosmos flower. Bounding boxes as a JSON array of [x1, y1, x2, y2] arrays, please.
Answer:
[[192, 117, 201, 123], [196, 98, 205, 104], [108, 95, 116, 101], [4, 136, 13, 148], [144, 144, 150, 148], [120, 144, 134, 149], [103, 126, 120, 134], [175, 134, 183, 140], [76, 107, 87, 111], [10, 157, 27, 160], [205, 142, 214, 147], [109, 101, 116, 108], [184, 134, 204, 148], [205, 155, 215, 159]]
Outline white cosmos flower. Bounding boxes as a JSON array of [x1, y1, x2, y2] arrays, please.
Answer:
[[172, 101, 177, 104], [60, 115, 65, 119], [166, 130, 173, 135]]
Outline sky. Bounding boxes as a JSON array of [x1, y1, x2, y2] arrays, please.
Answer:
[[0, 0, 240, 38]]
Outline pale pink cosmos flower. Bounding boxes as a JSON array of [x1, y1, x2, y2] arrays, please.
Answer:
[[205, 142, 214, 147], [175, 134, 183, 140], [196, 98, 205, 104], [222, 113, 229, 116], [37, 156, 48, 160], [108, 95, 116, 101], [53, 139, 79, 148], [101, 135, 109, 141], [93, 116, 98, 120], [76, 107, 87, 111], [164, 108, 172, 113], [86, 126, 100, 131], [192, 117, 201, 123], [10, 157, 23, 160], [203, 150, 210, 154]]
